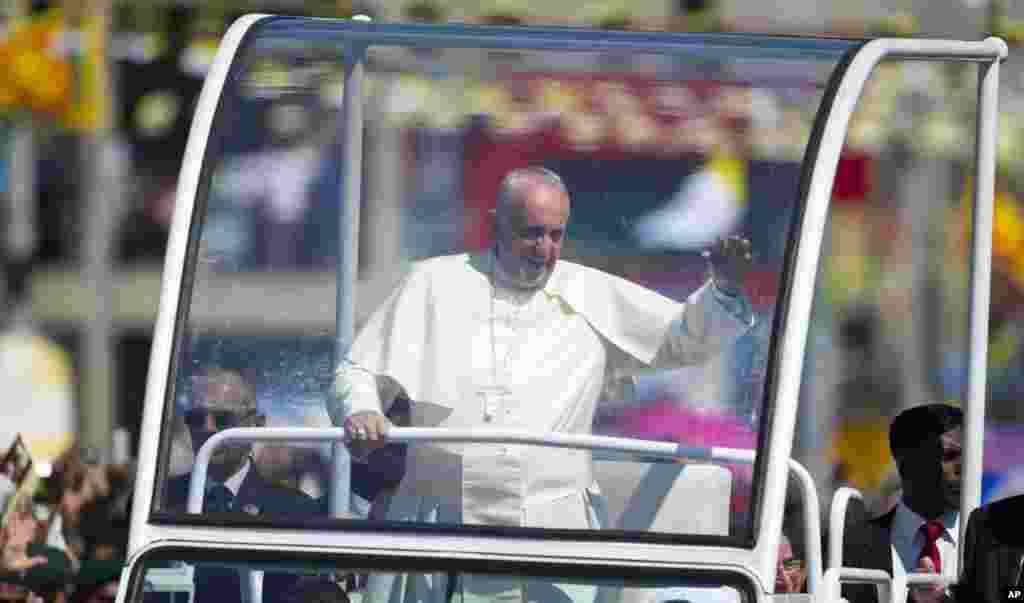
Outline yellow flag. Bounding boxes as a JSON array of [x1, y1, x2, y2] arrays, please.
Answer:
[[832, 417, 895, 492]]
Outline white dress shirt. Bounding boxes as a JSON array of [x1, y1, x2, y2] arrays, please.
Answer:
[[221, 458, 251, 496], [889, 500, 959, 601]]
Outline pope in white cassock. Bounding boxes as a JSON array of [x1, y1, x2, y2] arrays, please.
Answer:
[[333, 166, 756, 531]]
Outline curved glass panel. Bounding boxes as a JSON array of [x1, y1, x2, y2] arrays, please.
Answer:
[[131, 548, 757, 603], [803, 59, 981, 514], [154, 16, 857, 544]]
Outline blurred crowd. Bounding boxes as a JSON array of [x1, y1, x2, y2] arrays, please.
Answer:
[[0, 442, 132, 603]]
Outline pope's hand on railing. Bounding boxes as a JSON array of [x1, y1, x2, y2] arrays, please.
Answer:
[[344, 410, 392, 456]]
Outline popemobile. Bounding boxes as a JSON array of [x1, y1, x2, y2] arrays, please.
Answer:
[[121, 13, 1006, 603]]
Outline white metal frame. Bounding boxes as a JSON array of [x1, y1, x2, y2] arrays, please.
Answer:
[[184, 427, 825, 595], [827, 487, 959, 602], [128, 13, 270, 557], [124, 537, 768, 603], [804, 36, 1006, 601], [124, 13, 1007, 603], [827, 486, 863, 571], [730, 35, 1006, 596]]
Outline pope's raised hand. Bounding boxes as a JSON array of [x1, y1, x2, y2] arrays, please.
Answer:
[[703, 235, 753, 296], [344, 410, 392, 455]]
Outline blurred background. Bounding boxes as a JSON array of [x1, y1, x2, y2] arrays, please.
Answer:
[[1, 0, 1023, 521]]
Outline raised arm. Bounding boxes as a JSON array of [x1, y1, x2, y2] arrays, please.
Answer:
[[650, 236, 756, 369]]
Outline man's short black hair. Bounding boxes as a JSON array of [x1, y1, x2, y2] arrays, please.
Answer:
[[889, 403, 963, 462]]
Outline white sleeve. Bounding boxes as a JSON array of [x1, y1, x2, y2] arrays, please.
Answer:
[[651, 280, 755, 369], [327, 360, 383, 426]]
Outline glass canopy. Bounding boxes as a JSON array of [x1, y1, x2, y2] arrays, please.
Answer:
[[152, 16, 861, 548]]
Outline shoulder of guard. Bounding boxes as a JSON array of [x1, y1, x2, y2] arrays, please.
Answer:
[[866, 506, 897, 525], [985, 493, 1024, 537]]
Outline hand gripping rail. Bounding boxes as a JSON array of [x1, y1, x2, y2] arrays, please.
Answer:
[[826, 486, 955, 603], [188, 426, 823, 594]]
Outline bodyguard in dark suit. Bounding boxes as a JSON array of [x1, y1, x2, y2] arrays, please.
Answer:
[[841, 404, 963, 603], [953, 493, 1024, 603], [164, 461, 321, 516], [162, 367, 320, 516], [840, 501, 895, 603], [162, 368, 322, 603]]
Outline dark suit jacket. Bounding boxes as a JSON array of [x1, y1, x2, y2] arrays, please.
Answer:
[[164, 466, 323, 603], [954, 494, 1024, 603], [164, 464, 322, 516], [840, 506, 896, 603]]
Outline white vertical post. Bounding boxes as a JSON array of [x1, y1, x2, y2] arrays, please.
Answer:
[[960, 47, 1000, 542], [331, 44, 365, 518]]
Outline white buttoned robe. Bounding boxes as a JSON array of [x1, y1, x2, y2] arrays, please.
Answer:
[[335, 250, 753, 530]]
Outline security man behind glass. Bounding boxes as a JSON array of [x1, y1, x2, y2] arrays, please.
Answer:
[[164, 367, 320, 516]]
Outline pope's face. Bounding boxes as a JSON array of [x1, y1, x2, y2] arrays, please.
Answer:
[[495, 183, 570, 289]]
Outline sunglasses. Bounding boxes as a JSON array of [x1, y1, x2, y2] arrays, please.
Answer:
[[185, 408, 246, 431]]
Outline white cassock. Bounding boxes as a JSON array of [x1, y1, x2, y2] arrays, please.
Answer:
[[335, 249, 754, 529]]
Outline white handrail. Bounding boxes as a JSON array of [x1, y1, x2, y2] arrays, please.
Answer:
[[787, 459, 823, 596], [904, 574, 953, 587], [827, 487, 864, 570], [822, 569, 953, 603], [187, 426, 757, 513], [824, 488, 956, 603], [185, 426, 830, 596], [822, 567, 891, 603]]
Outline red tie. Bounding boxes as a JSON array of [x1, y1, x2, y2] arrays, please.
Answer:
[[919, 520, 944, 572]]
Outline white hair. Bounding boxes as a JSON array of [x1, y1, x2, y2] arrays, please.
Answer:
[[494, 166, 569, 220]]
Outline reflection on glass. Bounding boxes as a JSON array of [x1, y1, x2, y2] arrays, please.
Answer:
[[136, 556, 750, 603], [160, 22, 843, 540]]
